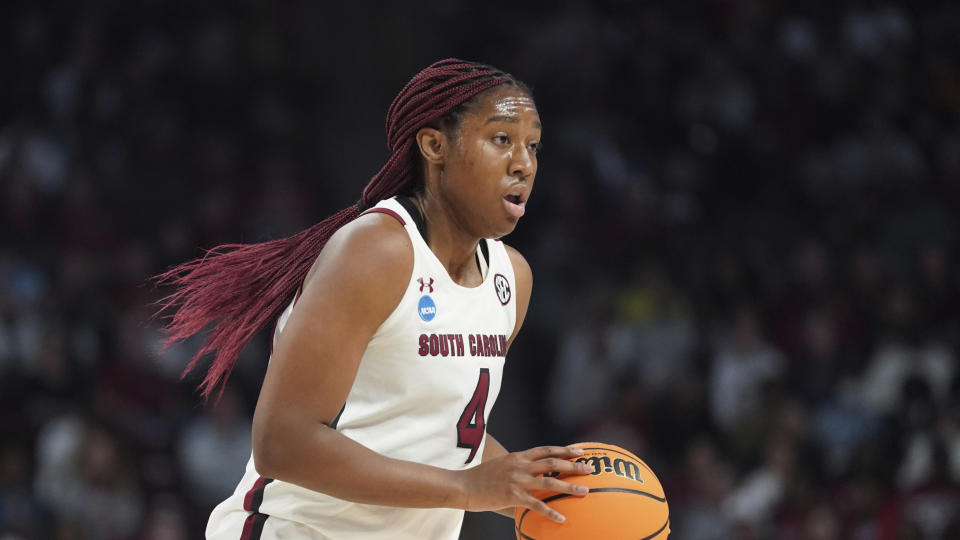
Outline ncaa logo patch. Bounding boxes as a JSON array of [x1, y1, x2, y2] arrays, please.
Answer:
[[418, 295, 437, 322], [493, 274, 511, 305]]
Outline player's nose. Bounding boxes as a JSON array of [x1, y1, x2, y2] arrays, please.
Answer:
[[509, 146, 534, 180]]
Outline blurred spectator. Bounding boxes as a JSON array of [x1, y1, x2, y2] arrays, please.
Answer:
[[852, 317, 956, 417], [0, 445, 46, 539], [609, 261, 696, 395], [139, 495, 189, 540], [722, 434, 797, 532], [175, 387, 251, 508], [668, 437, 734, 540], [708, 306, 785, 432], [34, 416, 143, 539], [547, 306, 623, 436]]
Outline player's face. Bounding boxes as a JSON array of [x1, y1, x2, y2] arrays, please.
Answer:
[[441, 87, 541, 238]]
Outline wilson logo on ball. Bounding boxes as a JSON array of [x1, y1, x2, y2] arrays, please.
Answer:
[[546, 455, 643, 483], [577, 456, 643, 483]]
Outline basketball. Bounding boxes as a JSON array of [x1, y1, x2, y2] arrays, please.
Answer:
[[514, 442, 669, 539]]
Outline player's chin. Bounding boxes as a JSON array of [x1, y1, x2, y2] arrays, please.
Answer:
[[493, 217, 520, 237]]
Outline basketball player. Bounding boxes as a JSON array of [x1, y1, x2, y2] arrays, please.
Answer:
[[156, 59, 592, 539]]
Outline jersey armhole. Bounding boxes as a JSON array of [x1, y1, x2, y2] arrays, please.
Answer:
[[360, 207, 407, 226]]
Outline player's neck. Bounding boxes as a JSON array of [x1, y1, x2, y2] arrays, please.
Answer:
[[412, 194, 483, 287]]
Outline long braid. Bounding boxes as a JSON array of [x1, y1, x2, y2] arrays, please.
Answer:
[[154, 59, 524, 401]]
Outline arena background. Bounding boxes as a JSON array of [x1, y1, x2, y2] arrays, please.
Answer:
[[2, 1, 960, 538]]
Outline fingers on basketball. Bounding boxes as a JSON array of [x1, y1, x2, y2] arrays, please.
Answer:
[[514, 442, 670, 540]]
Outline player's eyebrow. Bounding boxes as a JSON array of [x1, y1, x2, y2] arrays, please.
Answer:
[[485, 115, 542, 129]]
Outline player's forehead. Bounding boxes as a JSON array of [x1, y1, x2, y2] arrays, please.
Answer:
[[466, 87, 541, 128]]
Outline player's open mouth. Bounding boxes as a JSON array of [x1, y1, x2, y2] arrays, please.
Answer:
[[503, 194, 526, 217]]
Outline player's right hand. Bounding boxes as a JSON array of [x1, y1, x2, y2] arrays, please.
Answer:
[[457, 445, 594, 523]]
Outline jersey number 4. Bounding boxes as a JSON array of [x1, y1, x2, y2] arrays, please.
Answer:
[[457, 368, 490, 464]]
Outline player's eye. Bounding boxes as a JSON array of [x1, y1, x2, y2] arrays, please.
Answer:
[[493, 134, 510, 145], [529, 141, 543, 154]]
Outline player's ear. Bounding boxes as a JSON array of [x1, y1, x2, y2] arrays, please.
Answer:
[[416, 127, 447, 165]]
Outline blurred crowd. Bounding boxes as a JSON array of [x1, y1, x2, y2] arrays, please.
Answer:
[[2, 1, 959, 539]]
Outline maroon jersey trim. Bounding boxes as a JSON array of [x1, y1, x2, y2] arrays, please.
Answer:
[[240, 511, 268, 540], [361, 207, 406, 225], [240, 476, 273, 539], [242, 476, 272, 512]]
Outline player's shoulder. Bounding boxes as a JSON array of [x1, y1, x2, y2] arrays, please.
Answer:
[[304, 210, 413, 286], [501, 243, 532, 282], [340, 209, 410, 245]]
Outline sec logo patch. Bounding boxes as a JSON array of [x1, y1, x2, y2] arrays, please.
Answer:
[[493, 274, 511, 305]]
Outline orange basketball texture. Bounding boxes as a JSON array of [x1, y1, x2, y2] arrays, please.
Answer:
[[514, 442, 670, 539]]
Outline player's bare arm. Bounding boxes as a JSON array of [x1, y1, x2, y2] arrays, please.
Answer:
[[477, 244, 592, 522], [251, 213, 587, 521], [482, 242, 533, 492], [504, 244, 532, 350], [252, 212, 425, 496]]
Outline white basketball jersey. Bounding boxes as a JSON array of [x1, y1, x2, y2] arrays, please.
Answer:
[[206, 197, 517, 540]]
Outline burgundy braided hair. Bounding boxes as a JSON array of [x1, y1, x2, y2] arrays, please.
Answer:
[[154, 59, 531, 400]]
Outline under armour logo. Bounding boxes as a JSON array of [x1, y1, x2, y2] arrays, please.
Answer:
[[418, 277, 435, 293]]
